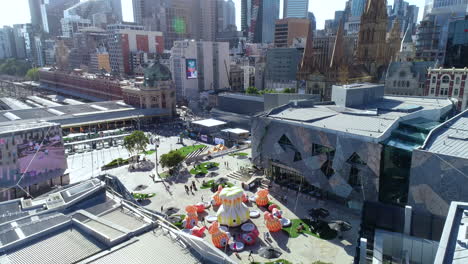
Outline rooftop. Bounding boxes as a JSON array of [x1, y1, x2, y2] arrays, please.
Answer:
[[434, 201, 468, 264], [0, 101, 171, 128], [222, 128, 250, 134], [422, 109, 468, 159], [192, 118, 227, 128], [0, 177, 231, 264], [265, 96, 453, 140]]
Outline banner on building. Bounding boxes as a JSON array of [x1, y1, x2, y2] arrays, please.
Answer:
[[200, 134, 208, 142], [186, 59, 198, 79], [214, 137, 225, 145]]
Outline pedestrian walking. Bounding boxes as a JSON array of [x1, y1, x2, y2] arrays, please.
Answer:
[[192, 180, 197, 191], [161, 205, 163, 212], [190, 185, 193, 192], [201, 195, 204, 202], [248, 250, 254, 262]]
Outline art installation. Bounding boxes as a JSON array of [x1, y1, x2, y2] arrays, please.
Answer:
[[190, 226, 206, 237], [242, 193, 248, 203], [194, 203, 205, 213], [268, 204, 277, 212], [255, 189, 270, 207], [264, 211, 282, 232], [208, 221, 229, 248], [272, 208, 283, 219], [216, 187, 250, 227], [242, 228, 259, 246], [211, 185, 223, 206], [183, 205, 198, 229]]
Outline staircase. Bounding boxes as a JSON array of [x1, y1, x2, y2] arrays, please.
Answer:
[[226, 170, 251, 182], [185, 146, 207, 160]]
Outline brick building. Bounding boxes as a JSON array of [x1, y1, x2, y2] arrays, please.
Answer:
[[39, 68, 123, 101], [424, 68, 468, 111], [274, 18, 310, 48], [108, 28, 164, 76]]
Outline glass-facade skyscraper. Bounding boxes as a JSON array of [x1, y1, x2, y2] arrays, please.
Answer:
[[351, 0, 366, 17], [283, 0, 309, 18], [250, 0, 279, 43]]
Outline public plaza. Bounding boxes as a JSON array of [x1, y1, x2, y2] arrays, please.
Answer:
[[90, 133, 360, 264]]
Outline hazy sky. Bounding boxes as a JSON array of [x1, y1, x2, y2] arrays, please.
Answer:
[[0, 0, 426, 30]]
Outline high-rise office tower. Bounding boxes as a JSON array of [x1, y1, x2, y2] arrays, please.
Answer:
[[424, 0, 468, 16], [195, 0, 217, 41], [133, 0, 192, 49], [351, 0, 366, 17], [225, 0, 236, 28], [63, 0, 123, 28], [241, 0, 252, 37], [250, 0, 280, 43], [217, 0, 237, 32], [28, 0, 80, 36], [283, 0, 309, 18]]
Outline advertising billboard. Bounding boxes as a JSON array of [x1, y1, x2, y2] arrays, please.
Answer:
[[0, 125, 67, 188], [186, 59, 198, 79]]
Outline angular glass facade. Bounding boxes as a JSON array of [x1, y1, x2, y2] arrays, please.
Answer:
[[444, 18, 468, 68], [379, 118, 440, 205]]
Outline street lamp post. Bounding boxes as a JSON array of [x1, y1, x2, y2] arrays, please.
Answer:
[[152, 135, 160, 175]]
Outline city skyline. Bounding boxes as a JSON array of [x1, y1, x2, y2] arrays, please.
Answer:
[[0, 0, 427, 31]]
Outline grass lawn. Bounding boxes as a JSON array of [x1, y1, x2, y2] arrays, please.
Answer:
[[282, 219, 337, 240], [102, 158, 129, 169], [171, 215, 186, 229], [141, 150, 156, 155], [229, 152, 248, 157], [189, 162, 219, 175], [200, 179, 234, 189], [133, 193, 156, 200], [176, 144, 206, 157]]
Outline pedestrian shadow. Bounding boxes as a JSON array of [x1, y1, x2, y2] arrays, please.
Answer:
[[271, 231, 291, 253]]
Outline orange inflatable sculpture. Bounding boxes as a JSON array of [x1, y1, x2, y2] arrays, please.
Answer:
[[211, 185, 223, 206], [264, 211, 282, 232], [255, 189, 269, 207], [194, 203, 205, 213], [208, 221, 230, 248], [190, 226, 206, 237], [183, 205, 199, 229]]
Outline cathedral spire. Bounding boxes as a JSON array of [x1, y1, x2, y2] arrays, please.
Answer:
[[330, 20, 345, 69], [356, 0, 388, 78], [298, 23, 316, 79]]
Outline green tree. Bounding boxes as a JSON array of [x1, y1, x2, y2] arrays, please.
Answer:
[[25, 68, 40, 81], [160, 150, 185, 171], [123, 131, 149, 159], [246, 86, 259, 95], [0, 59, 31, 77], [282, 88, 294, 93]]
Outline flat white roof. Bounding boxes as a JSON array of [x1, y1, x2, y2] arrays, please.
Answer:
[[192, 118, 227, 127], [222, 128, 249, 134]]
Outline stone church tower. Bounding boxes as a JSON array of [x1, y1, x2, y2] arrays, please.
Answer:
[[356, 0, 388, 77]]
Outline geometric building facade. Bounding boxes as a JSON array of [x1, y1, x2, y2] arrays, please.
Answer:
[[252, 84, 454, 209], [409, 110, 468, 217]]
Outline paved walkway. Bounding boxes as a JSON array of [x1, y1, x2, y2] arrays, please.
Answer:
[[107, 148, 359, 264]]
